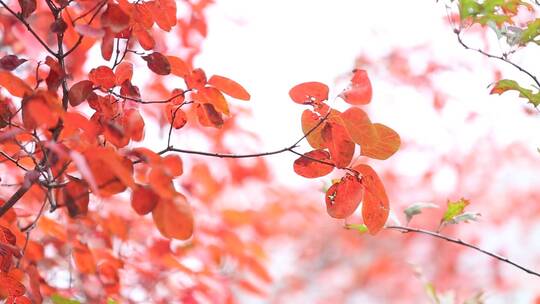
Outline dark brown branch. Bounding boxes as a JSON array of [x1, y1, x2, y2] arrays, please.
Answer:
[[0, 171, 40, 218], [455, 30, 540, 89], [0, 0, 57, 55], [110, 89, 191, 104], [62, 0, 107, 58], [386, 225, 540, 278]]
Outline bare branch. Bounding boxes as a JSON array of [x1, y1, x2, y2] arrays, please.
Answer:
[[386, 225, 540, 278]]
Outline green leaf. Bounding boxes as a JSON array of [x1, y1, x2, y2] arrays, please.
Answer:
[[404, 202, 439, 224], [441, 198, 470, 223], [490, 79, 540, 107], [107, 299, 119, 304], [459, 0, 482, 20], [51, 294, 81, 304], [519, 18, 540, 45], [425, 282, 440, 304], [345, 223, 369, 234]]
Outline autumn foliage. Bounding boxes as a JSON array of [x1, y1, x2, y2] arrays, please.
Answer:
[[0, 0, 539, 303]]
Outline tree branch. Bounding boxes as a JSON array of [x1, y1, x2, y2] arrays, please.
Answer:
[[0, 0, 57, 56], [455, 30, 540, 89], [0, 170, 40, 218], [386, 225, 540, 278]]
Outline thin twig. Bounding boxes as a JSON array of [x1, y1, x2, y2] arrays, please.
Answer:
[[0, 0, 57, 56], [386, 225, 540, 278], [455, 30, 540, 88]]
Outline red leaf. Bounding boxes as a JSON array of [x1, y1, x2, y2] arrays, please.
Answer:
[[289, 81, 329, 104], [72, 241, 96, 274], [0, 71, 32, 97], [152, 194, 194, 240], [59, 177, 89, 218], [208, 75, 250, 101], [115, 62, 133, 85], [101, 28, 114, 60], [89, 66, 116, 90], [360, 123, 400, 160], [339, 69, 372, 105], [325, 174, 363, 219], [18, 0, 36, 18], [149, 0, 177, 31], [354, 164, 389, 235], [293, 149, 334, 178], [166, 104, 188, 129], [0, 55, 27, 71], [68, 80, 93, 106], [101, 3, 130, 33], [142, 52, 171, 75], [301, 109, 326, 149], [0, 273, 25, 296], [133, 24, 155, 50], [162, 155, 183, 177], [321, 122, 355, 168], [131, 185, 159, 215], [185, 68, 207, 90], [167, 56, 190, 78]]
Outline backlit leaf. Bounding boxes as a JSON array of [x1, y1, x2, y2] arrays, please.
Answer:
[[196, 103, 223, 128], [0, 71, 32, 97], [89, 66, 116, 90], [340, 69, 372, 105], [152, 194, 194, 240], [18, 0, 36, 18], [0, 273, 25, 296], [72, 241, 96, 274], [101, 3, 130, 33], [208, 75, 251, 101], [131, 185, 159, 215], [198, 87, 230, 115], [301, 109, 326, 149], [115, 62, 133, 85], [340, 107, 376, 146], [490, 79, 540, 107], [354, 164, 389, 234], [289, 81, 329, 104], [167, 56, 190, 78], [360, 123, 400, 160], [325, 174, 363, 219], [321, 122, 355, 168], [293, 149, 334, 178], [441, 198, 470, 223]]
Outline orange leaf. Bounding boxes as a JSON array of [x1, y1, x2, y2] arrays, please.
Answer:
[[185, 68, 207, 90], [208, 75, 250, 101], [340, 107, 376, 146], [72, 241, 96, 274], [196, 103, 223, 128], [115, 62, 133, 85], [360, 123, 400, 160], [68, 80, 93, 106], [321, 122, 355, 168], [149, 0, 177, 31], [339, 69, 372, 105], [152, 195, 194, 240], [166, 104, 188, 129], [301, 109, 326, 149], [293, 149, 334, 178], [166, 56, 190, 78], [354, 164, 389, 235], [325, 174, 363, 219], [0, 71, 32, 97], [289, 81, 329, 104], [131, 185, 159, 215], [162, 155, 183, 177], [198, 87, 229, 115], [58, 177, 89, 218]]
